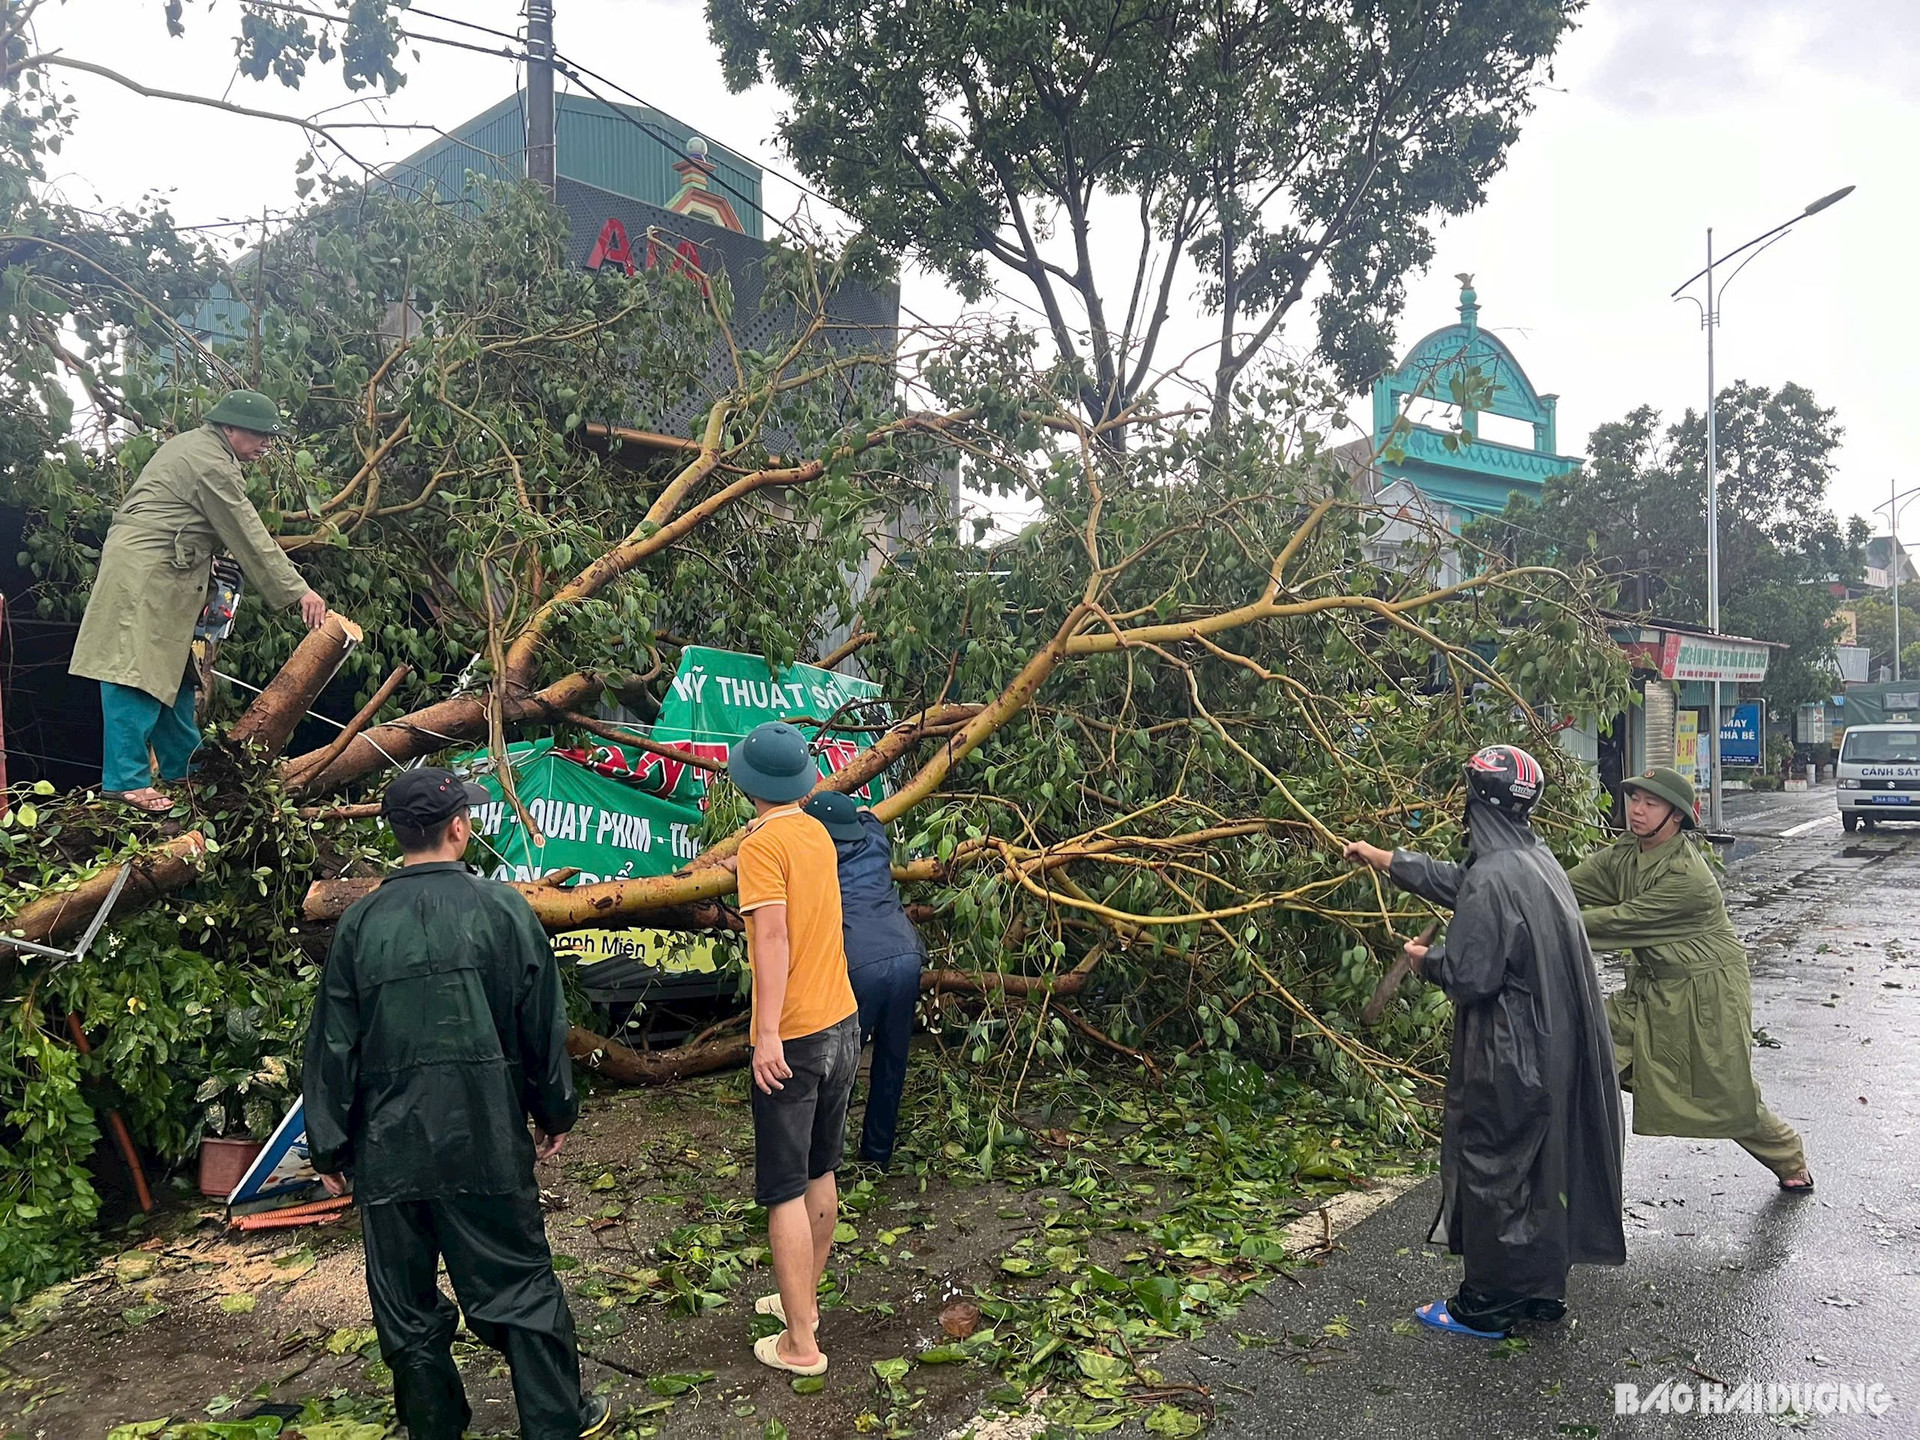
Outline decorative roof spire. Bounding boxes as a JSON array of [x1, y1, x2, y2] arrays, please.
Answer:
[[667, 133, 747, 233], [1456, 273, 1478, 333]]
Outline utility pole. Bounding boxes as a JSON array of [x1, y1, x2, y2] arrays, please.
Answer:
[[526, 0, 556, 197], [1875, 481, 1920, 683], [1703, 227, 1721, 829]]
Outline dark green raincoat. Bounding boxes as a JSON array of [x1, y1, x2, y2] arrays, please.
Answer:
[[302, 861, 577, 1199], [69, 425, 309, 704], [1567, 833, 1762, 1138], [302, 862, 587, 1439]]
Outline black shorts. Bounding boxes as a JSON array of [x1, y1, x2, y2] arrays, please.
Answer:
[[750, 1013, 860, 1207]]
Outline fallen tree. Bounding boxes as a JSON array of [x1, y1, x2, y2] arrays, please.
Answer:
[[0, 159, 1628, 1306]]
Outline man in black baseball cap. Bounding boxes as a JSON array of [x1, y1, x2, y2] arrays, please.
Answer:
[[304, 766, 610, 1439], [378, 765, 493, 836]]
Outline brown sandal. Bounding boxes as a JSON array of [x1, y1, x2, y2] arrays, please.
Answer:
[[104, 788, 174, 814]]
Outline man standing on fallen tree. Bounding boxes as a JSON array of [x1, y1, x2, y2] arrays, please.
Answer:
[[68, 389, 327, 812], [1568, 768, 1813, 1192], [303, 768, 609, 1440], [1345, 745, 1626, 1338]]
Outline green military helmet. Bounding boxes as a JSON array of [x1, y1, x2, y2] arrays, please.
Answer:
[[204, 389, 287, 435], [1621, 766, 1697, 828]]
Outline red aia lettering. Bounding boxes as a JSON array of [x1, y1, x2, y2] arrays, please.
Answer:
[[644, 235, 709, 295], [585, 217, 636, 277]]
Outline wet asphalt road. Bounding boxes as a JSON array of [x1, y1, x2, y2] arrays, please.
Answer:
[[1161, 788, 1920, 1438]]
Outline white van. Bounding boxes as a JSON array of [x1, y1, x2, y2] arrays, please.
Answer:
[[1837, 723, 1920, 831]]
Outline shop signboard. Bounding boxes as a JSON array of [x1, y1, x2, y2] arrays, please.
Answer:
[[1676, 710, 1701, 787], [644, 646, 889, 806], [462, 741, 723, 993], [1660, 632, 1770, 684], [1718, 703, 1763, 766]]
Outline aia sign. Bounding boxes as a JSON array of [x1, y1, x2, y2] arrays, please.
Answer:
[[585, 217, 708, 293]]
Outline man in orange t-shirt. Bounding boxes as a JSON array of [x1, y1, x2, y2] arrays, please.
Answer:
[[728, 721, 858, 1378]]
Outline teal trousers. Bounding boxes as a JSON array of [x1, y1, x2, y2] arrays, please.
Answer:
[[100, 679, 199, 793]]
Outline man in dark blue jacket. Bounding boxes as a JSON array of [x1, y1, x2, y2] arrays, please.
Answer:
[[802, 791, 926, 1168], [303, 768, 608, 1440]]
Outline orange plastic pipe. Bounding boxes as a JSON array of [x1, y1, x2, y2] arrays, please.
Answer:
[[65, 1013, 155, 1213]]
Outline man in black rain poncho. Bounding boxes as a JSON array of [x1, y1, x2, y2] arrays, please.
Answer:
[[1345, 744, 1625, 1338]]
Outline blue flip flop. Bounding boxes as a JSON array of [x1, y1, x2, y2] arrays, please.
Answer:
[[1414, 1299, 1506, 1339]]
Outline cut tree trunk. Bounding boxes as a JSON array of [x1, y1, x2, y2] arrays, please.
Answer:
[[276, 672, 599, 795], [566, 1026, 751, 1085], [227, 613, 363, 757], [553, 965, 1092, 1088], [302, 875, 745, 932], [0, 832, 210, 992]]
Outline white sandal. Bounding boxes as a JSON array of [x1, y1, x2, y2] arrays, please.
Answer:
[[753, 1331, 826, 1376], [754, 1292, 787, 1323]]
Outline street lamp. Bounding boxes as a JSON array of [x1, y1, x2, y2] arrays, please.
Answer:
[[1670, 184, 1854, 831], [1872, 482, 1920, 682]]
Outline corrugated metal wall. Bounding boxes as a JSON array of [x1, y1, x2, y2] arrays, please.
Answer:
[[1644, 679, 1677, 770], [382, 94, 764, 240]]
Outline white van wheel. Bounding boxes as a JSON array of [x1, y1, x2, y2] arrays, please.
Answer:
[[1842, 812, 1858, 833]]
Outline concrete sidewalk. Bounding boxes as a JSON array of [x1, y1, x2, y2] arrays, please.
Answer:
[[1149, 827, 1920, 1438]]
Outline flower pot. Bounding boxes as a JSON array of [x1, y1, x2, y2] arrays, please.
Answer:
[[198, 1136, 264, 1200]]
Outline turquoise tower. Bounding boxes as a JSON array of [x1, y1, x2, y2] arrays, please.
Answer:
[[1368, 278, 1579, 526]]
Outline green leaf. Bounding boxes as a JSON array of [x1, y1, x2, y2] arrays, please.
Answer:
[[833, 1221, 859, 1244], [871, 1357, 910, 1385], [218, 1293, 257, 1314], [121, 1302, 167, 1327], [915, 1344, 968, 1364], [1073, 1350, 1131, 1382], [646, 1370, 715, 1397], [326, 1326, 380, 1355], [1145, 1404, 1206, 1437], [1131, 1275, 1182, 1325], [790, 1375, 825, 1394]]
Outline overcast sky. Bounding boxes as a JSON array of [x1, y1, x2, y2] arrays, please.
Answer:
[[29, 0, 1920, 538]]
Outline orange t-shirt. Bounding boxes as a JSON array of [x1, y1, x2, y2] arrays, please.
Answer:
[[736, 806, 857, 1042]]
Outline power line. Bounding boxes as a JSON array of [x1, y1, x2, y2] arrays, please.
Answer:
[[234, 1, 533, 64]]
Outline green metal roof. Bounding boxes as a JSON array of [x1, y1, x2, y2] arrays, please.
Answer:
[[383, 93, 764, 240]]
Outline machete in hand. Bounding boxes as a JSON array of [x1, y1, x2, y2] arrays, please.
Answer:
[[1360, 920, 1440, 1026]]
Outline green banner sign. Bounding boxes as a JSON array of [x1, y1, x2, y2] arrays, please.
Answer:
[[645, 646, 889, 805], [464, 739, 705, 884]]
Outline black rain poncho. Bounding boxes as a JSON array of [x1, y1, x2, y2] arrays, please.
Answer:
[[1388, 796, 1626, 1300]]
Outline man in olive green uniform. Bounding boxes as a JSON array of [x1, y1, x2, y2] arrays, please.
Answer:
[[68, 390, 327, 811], [1567, 768, 1813, 1191], [303, 769, 608, 1440]]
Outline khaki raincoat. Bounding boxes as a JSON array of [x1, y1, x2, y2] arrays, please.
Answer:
[[69, 425, 308, 704], [1567, 832, 1762, 1138]]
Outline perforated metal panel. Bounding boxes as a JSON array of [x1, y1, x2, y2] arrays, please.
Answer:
[[556, 181, 898, 443]]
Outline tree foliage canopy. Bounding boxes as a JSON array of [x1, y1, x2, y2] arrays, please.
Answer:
[[1473, 382, 1865, 712], [708, 0, 1582, 427]]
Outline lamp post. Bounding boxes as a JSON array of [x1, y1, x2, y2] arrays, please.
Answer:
[[1873, 482, 1920, 682], [1671, 184, 1854, 831]]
